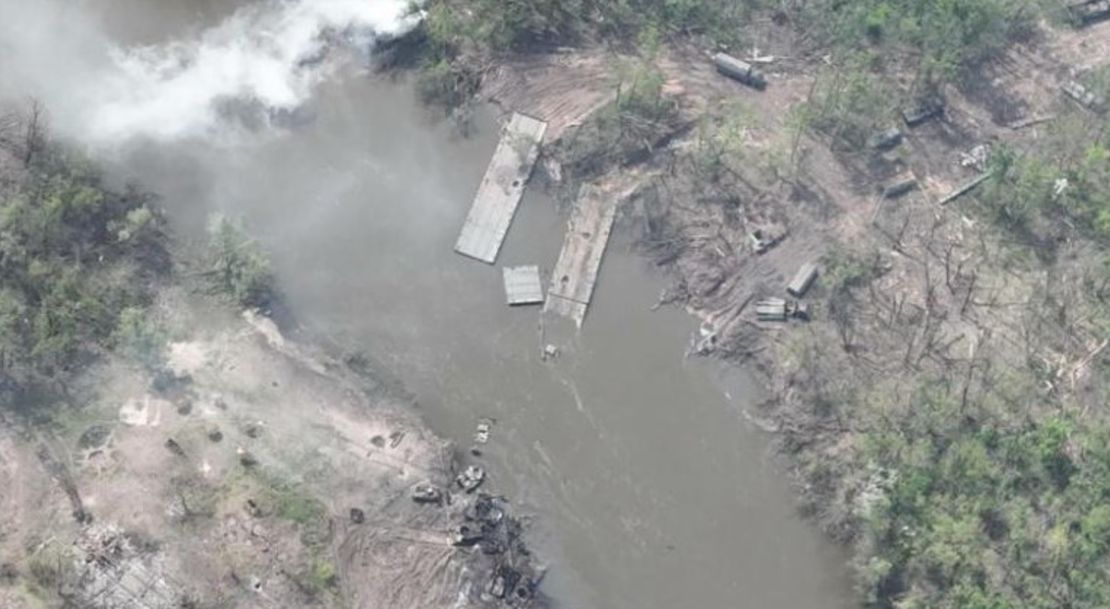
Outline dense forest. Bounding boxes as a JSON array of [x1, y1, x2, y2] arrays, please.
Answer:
[[0, 105, 166, 392], [407, 1, 1110, 607], [414, 0, 1048, 105]]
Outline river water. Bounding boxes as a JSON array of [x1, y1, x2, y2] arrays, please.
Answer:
[[6, 3, 855, 608]]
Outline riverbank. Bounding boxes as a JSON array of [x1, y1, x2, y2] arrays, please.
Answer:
[[0, 3, 854, 609], [0, 115, 545, 609], [0, 289, 546, 609], [420, 6, 1110, 606]]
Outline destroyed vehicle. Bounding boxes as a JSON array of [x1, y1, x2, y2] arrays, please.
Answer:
[[902, 98, 944, 127], [466, 494, 506, 525], [1062, 80, 1107, 114], [1067, 0, 1110, 25], [488, 567, 524, 600], [510, 576, 539, 602], [748, 226, 785, 254], [787, 262, 819, 297], [489, 574, 508, 599], [869, 127, 903, 151], [756, 298, 808, 322], [883, 177, 918, 199], [411, 483, 443, 504], [712, 52, 767, 90], [456, 465, 486, 492], [756, 298, 788, 322]]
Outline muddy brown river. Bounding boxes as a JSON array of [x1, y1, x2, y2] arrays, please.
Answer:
[[3, 2, 855, 607]]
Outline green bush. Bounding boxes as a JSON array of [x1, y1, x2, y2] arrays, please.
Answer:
[[415, 58, 480, 109], [112, 306, 167, 371], [801, 0, 1038, 80], [851, 374, 1110, 609], [0, 137, 164, 383], [975, 110, 1110, 245], [424, 0, 586, 53], [799, 52, 896, 151], [204, 214, 276, 311]]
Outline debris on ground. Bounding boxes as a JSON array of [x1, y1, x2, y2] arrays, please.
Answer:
[[454, 523, 485, 546], [747, 47, 776, 64], [1008, 114, 1055, 130], [959, 144, 991, 171], [1054, 177, 1070, 199], [455, 494, 544, 604], [691, 321, 720, 356], [73, 524, 180, 609], [164, 438, 186, 458], [938, 172, 994, 206], [882, 176, 918, 199], [349, 508, 366, 524], [542, 344, 560, 360]]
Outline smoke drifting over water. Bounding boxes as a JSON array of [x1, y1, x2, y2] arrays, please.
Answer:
[[0, 0, 420, 144]]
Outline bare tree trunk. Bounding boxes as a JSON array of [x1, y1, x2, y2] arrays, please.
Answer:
[[22, 98, 47, 167]]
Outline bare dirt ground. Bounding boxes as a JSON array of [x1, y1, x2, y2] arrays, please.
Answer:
[[481, 49, 617, 141], [0, 290, 542, 609]]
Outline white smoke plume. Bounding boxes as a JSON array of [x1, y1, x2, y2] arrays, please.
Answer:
[[0, 0, 421, 144]]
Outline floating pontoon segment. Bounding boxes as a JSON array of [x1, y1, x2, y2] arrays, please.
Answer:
[[454, 113, 548, 264], [502, 266, 544, 306]]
